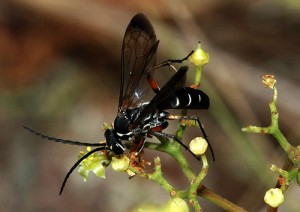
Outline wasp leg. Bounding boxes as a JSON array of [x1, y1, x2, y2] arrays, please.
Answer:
[[148, 131, 201, 161], [153, 50, 194, 70], [146, 51, 194, 94], [132, 137, 146, 156], [166, 114, 215, 161]]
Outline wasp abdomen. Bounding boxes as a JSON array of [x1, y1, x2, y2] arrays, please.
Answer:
[[158, 87, 210, 110]]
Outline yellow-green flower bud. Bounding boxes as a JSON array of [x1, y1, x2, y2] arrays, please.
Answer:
[[164, 198, 189, 212], [189, 43, 209, 66], [189, 137, 208, 156], [111, 155, 130, 172], [264, 188, 284, 207]]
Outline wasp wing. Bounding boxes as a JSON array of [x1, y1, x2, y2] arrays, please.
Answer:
[[132, 66, 188, 127], [119, 13, 159, 112]]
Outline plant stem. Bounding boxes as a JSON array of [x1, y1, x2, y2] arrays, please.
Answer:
[[197, 185, 247, 212], [130, 157, 175, 194], [145, 140, 196, 180], [188, 155, 209, 211], [194, 65, 203, 87], [242, 85, 300, 165], [148, 157, 175, 193]]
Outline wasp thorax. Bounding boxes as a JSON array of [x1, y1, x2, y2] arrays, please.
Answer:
[[114, 113, 130, 134]]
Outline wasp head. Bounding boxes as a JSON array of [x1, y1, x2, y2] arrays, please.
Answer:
[[104, 128, 125, 155]]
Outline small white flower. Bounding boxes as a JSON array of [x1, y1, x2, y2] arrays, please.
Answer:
[[264, 188, 284, 207], [189, 137, 208, 156]]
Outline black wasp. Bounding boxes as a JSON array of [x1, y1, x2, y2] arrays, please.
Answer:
[[24, 13, 214, 195]]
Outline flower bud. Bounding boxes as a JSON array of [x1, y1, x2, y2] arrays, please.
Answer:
[[164, 198, 189, 212], [189, 43, 209, 66], [262, 75, 276, 89], [111, 155, 130, 172], [189, 137, 208, 156], [264, 188, 284, 207]]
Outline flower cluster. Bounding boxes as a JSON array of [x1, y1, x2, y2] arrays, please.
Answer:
[[78, 147, 109, 181]]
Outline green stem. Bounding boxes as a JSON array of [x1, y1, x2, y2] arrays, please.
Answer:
[[242, 85, 299, 164], [197, 185, 247, 212], [130, 157, 175, 194], [145, 140, 195, 180], [269, 86, 292, 153], [189, 155, 209, 211], [173, 151, 196, 181], [194, 65, 203, 87], [148, 157, 175, 193]]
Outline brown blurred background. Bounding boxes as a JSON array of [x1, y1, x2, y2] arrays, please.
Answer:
[[1, 0, 300, 211]]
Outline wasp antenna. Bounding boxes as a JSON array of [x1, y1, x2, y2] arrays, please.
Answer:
[[23, 125, 105, 147], [59, 146, 108, 195]]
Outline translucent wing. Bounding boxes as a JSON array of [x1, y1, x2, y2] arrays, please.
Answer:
[[119, 13, 159, 112], [132, 66, 188, 127]]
